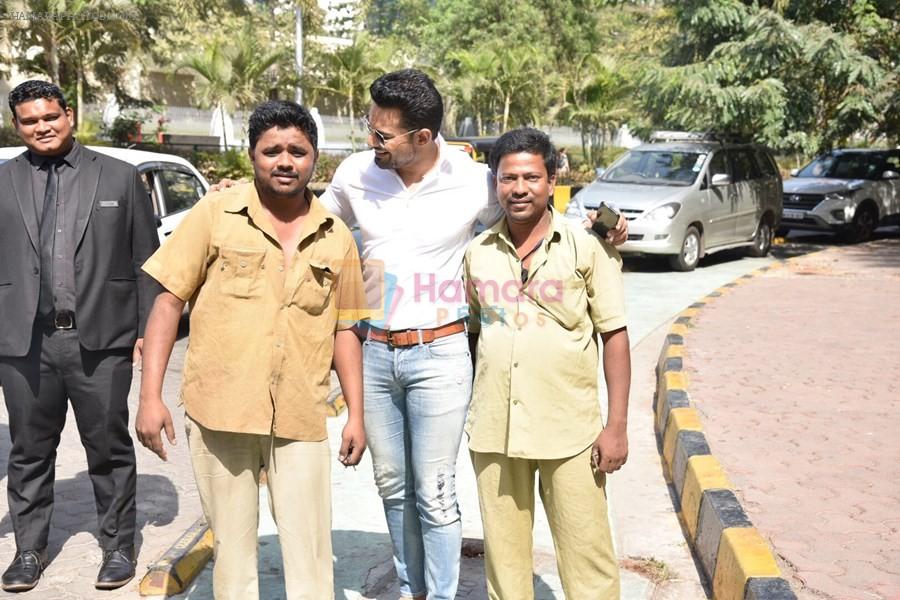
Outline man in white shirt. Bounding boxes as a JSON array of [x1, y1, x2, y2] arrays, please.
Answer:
[[320, 69, 625, 600]]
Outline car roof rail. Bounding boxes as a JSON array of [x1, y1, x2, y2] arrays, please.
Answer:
[[649, 130, 750, 144]]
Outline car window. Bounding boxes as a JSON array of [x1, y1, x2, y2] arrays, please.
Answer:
[[797, 153, 883, 180], [139, 172, 161, 217], [707, 151, 729, 177], [729, 149, 761, 182], [884, 153, 900, 172], [754, 148, 778, 177], [158, 168, 205, 214], [603, 150, 706, 186]]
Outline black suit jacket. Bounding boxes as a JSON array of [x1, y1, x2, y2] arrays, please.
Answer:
[[0, 146, 161, 357]]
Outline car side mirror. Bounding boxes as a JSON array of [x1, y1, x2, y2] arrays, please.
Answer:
[[790, 168, 799, 177], [882, 170, 899, 180], [711, 173, 731, 186]]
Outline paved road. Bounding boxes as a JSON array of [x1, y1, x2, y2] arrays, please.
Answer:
[[685, 234, 900, 600]]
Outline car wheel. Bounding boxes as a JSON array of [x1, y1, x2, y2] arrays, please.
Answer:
[[747, 218, 773, 257], [842, 204, 878, 243], [668, 226, 701, 271]]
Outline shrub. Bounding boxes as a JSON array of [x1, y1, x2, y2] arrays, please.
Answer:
[[193, 149, 254, 183], [0, 126, 22, 147]]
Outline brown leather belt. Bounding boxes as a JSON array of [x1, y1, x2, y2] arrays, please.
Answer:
[[358, 320, 467, 347]]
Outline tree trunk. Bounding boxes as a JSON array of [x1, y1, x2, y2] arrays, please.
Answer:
[[347, 95, 356, 152], [502, 93, 511, 133], [49, 22, 60, 84], [76, 65, 84, 130], [220, 102, 229, 150]]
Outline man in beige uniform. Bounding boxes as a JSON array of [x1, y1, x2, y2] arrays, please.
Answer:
[[135, 101, 367, 599], [464, 128, 631, 599]]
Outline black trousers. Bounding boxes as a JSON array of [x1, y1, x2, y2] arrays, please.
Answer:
[[0, 325, 136, 552]]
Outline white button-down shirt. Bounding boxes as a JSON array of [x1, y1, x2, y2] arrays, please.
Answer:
[[320, 138, 503, 330]]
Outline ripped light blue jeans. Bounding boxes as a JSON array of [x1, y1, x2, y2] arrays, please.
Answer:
[[363, 331, 472, 600]]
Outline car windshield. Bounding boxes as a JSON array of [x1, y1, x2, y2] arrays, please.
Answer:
[[601, 150, 706, 186], [797, 153, 884, 180]]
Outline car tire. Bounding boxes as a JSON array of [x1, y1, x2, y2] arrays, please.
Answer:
[[668, 226, 701, 271], [747, 218, 773, 257], [841, 204, 878, 243]]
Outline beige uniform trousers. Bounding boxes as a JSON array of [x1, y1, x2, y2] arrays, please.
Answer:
[[472, 446, 620, 600], [186, 415, 333, 600]]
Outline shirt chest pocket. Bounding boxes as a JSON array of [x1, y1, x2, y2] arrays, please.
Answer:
[[293, 261, 336, 315], [218, 247, 267, 298]]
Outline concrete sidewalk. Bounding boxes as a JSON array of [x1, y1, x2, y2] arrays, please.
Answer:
[[684, 238, 900, 600]]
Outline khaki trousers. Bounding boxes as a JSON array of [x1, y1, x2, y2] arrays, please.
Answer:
[[472, 446, 620, 600], [186, 416, 333, 600]]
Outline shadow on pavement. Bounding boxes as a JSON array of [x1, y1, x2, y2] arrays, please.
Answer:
[[0, 472, 179, 564], [180, 531, 559, 600]]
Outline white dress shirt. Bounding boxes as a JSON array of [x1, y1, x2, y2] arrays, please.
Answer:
[[320, 138, 503, 330]]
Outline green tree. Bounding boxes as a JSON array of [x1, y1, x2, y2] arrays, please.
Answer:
[[638, 1, 895, 152], [177, 26, 287, 148]]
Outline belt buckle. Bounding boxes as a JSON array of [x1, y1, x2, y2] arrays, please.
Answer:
[[54, 312, 74, 330]]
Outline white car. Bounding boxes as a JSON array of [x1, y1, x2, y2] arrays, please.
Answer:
[[0, 145, 209, 244]]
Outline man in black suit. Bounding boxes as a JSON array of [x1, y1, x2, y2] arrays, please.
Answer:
[[0, 80, 160, 592]]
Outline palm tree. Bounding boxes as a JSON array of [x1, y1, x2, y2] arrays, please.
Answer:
[[178, 27, 286, 148]]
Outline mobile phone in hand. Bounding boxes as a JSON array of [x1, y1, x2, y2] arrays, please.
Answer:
[[590, 202, 621, 237]]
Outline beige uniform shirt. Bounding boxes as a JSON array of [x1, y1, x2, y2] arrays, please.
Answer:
[[142, 183, 366, 441], [463, 208, 627, 459]]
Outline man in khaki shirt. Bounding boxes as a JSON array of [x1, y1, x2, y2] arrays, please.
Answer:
[[464, 128, 631, 600], [135, 101, 367, 600]]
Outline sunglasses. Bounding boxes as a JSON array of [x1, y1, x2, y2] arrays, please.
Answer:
[[362, 115, 422, 148]]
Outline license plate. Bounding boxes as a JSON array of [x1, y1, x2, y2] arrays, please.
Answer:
[[783, 209, 806, 220]]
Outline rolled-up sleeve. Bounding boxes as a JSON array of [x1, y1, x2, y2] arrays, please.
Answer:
[[585, 238, 627, 333]]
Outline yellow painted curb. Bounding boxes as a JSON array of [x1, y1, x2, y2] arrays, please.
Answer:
[[139, 518, 213, 596], [681, 455, 732, 539], [666, 344, 685, 359], [662, 407, 702, 467], [670, 322, 689, 337], [663, 370, 688, 394], [713, 528, 781, 600], [679, 307, 700, 319]]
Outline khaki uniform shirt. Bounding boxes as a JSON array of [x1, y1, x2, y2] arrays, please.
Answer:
[[142, 183, 366, 441], [463, 208, 627, 459]]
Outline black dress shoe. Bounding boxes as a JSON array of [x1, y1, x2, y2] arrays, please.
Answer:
[[1, 550, 44, 592], [95, 547, 136, 590]]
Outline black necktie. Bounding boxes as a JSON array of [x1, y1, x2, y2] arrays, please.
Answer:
[[38, 160, 59, 316]]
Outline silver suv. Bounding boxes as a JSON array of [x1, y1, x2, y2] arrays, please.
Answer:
[[781, 149, 900, 243], [565, 132, 783, 271]]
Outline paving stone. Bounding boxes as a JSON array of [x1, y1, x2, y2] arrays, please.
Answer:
[[687, 239, 900, 600]]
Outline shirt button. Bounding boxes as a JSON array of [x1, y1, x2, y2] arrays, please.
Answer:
[[240, 260, 247, 268], [278, 265, 284, 272], [513, 399, 520, 405], [513, 362, 519, 367]]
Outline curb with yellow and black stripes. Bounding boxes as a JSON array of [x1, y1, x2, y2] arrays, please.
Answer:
[[655, 263, 797, 600]]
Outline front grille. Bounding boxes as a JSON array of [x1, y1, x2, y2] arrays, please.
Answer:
[[621, 208, 643, 221], [783, 193, 824, 210]]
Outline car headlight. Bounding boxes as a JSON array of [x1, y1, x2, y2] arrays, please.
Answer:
[[644, 202, 681, 222], [564, 198, 583, 218]]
